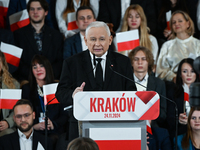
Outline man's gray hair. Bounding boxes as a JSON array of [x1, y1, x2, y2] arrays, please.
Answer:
[[85, 21, 111, 37]]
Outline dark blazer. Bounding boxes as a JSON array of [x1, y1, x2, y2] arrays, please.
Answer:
[[6, 0, 55, 29], [13, 24, 63, 81], [22, 83, 68, 135], [148, 127, 172, 150], [63, 32, 82, 60], [165, 81, 187, 142], [98, 0, 157, 35], [56, 49, 137, 140], [147, 74, 167, 127], [0, 130, 53, 150]]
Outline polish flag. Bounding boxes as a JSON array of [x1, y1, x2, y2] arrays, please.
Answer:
[[0, 89, 22, 109], [166, 10, 171, 30], [146, 120, 152, 135], [67, 12, 78, 30], [1, 42, 23, 67], [43, 83, 59, 105], [9, 9, 30, 32], [90, 128, 141, 150], [116, 30, 140, 52], [0, 0, 9, 28], [183, 83, 189, 102]]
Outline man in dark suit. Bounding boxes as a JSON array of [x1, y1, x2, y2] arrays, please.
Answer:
[[0, 99, 53, 150], [128, 46, 167, 128], [56, 21, 136, 141], [13, 0, 63, 81], [98, 0, 157, 35], [63, 6, 96, 60]]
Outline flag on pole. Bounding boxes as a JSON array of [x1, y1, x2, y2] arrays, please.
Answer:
[[0, 89, 22, 109], [9, 9, 30, 32], [166, 10, 171, 30], [0, 0, 9, 28], [43, 83, 59, 105], [67, 12, 78, 31], [1, 42, 23, 67], [116, 30, 140, 52], [183, 83, 189, 102], [146, 120, 152, 135]]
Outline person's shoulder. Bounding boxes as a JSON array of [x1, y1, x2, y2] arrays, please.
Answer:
[[14, 24, 30, 34], [0, 131, 17, 141], [64, 50, 88, 62], [64, 32, 80, 43], [45, 25, 62, 36]]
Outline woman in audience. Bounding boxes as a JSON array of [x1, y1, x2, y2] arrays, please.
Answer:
[[22, 55, 68, 147], [55, 0, 99, 38], [177, 107, 200, 149], [166, 58, 199, 142], [155, 0, 188, 41], [156, 10, 200, 82], [67, 137, 99, 150], [0, 51, 20, 136], [115, 4, 158, 69]]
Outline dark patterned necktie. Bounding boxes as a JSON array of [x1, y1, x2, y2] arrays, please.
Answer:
[[95, 58, 103, 90]]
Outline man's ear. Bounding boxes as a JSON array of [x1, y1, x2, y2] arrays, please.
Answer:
[[32, 112, 35, 120], [84, 36, 88, 46], [45, 11, 48, 16]]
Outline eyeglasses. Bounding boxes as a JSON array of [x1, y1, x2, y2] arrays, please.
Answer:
[[15, 113, 33, 120]]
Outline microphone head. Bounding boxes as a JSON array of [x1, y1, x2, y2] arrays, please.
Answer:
[[189, 82, 200, 107]]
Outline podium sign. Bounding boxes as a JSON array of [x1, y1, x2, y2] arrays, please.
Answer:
[[74, 91, 160, 121]]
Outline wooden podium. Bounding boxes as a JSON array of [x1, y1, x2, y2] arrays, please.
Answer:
[[74, 91, 160, 150]]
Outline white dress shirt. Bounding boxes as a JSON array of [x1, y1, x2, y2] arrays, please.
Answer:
[[133, 73, 149, 91], [156, 36, 200, 81], [89, 51, 108, 81], [80, 33, 88, 51], [18, 129, 33, 150]]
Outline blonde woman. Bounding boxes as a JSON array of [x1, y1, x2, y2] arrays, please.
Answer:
[[156, 10, 200, 82], [0, 51, 19, 137], [114, 4, 158, 67]]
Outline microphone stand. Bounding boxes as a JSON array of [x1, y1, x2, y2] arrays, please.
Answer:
[[108, 60, 178, 150], [44, 97, 56, 150]]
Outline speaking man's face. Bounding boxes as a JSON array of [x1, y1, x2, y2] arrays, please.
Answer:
[[84, 27, 112, 57]]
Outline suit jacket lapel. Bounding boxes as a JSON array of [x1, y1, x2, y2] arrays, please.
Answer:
[[103, 51, 114, 90], [147, 75, 156, 91], [11, 131, 20, 150], [24, 24, 39, 53], [42, 25, 51, 55], [74, 33, 82, 54], [82, 50, 96, 89]]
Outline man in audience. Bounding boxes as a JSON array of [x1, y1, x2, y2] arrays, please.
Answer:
[[63, 6, 96, 59], [56, 21, 136, 141], [128, 46, 167, 127], [98, 0, 157, 35], [13, 0, 63, 81], [0, 99, 53, 150]]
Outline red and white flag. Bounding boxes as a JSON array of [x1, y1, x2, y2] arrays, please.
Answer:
[[9, 9, 30, 32], [43, 83, 59, 105], [183, 83, 189, 102], [146, 120, 152, 135], [0, 89, 22, 109], [1, 42, 23, 67], [166, 10, 171, 30], [67, 12, 78, 31], [116, 30, 140, 52], [0, 0, 9, 28], [90, 128, 141, 150]]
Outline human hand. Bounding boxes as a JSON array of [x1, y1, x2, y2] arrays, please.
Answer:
[[72, 82, 85, 98], [47, 118, 54, 130], [163, 29, 171, 38], [0, 121, 9, 131], [33, 122, 45, 130], [179, 112, 188, 125]]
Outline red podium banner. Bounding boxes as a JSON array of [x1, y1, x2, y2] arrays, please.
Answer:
[[74, 91, 160, 121]]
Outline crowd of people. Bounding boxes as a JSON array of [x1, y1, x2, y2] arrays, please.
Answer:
[[0, 0, 200, 149]]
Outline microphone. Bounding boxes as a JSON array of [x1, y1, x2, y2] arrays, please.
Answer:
[[107, 55, 179, 150]]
